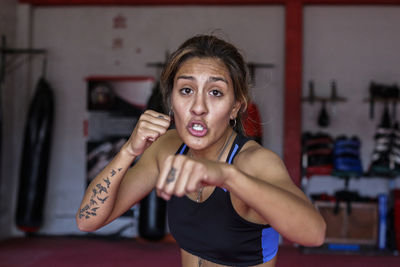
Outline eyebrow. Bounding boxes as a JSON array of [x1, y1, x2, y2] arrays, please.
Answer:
[[176, 75, 228, 84], [176, 75, 195, 81], [208, 76, 228, 84]]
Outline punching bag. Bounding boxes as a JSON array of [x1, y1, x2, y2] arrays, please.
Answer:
[[138, 81, 167, 240], [138, 189, 167, 240], [16, 77, 54, 233]]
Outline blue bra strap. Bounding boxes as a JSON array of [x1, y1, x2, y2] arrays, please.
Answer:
[[176, 144, 188, 155], [228, 144, 239, 164]]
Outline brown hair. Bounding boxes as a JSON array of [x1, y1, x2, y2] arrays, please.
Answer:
[[160, 34, 251, 134]]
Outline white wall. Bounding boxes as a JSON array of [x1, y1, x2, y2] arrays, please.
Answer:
[[303, 6, 400, 174], [0, 0, 17, 45], [10, 5, 285, 236], [0, 0, 18, 240]]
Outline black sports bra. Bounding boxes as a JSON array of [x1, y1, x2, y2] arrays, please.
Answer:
[[167, 133, 279, 266]]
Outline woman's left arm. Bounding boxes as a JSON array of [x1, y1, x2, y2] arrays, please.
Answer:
[[223, 145, 326, 247]]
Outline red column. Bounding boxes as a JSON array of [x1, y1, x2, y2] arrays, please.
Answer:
[[283, 0, 303, 186]]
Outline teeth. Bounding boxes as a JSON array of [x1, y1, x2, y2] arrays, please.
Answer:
[[192, 124, 204, 131]]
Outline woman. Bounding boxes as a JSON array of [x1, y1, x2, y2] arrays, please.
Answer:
[[76, 35, 326, 267]]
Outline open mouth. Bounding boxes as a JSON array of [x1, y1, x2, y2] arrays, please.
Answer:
[[188, 121, 208, 137], [192, 123, 204, 131]]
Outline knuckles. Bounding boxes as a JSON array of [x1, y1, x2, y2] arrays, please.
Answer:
[[186, 182, 197, 192], [174, 188, 186, 197], [159, 154, 213, 198], [137, 119, 149, 128]]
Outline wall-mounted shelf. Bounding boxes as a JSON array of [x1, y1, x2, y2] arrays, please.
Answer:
[[302, 96, 347, 103], [302, 80, 347, 104]]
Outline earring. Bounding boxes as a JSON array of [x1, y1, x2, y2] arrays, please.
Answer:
[[231, 118, 237, 128]]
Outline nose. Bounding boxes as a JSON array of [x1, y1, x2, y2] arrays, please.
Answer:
[[191, 93, 208, 116]]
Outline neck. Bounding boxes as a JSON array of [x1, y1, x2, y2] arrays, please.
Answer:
[[189, 128, 235, 161]]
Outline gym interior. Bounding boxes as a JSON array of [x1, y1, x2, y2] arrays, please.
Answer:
[[1, 1, 400, 266]]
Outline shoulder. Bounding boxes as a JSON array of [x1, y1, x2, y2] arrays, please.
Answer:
[[233, 140, 289, 182], [235, 140, 284, 168], [158, 129, 183, 150], [147, 129, 183, 163]]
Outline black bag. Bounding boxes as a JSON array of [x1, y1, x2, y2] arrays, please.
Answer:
[[16, 77, 54, 233]]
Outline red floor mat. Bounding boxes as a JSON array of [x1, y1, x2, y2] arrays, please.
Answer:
[[0, 236, 399, 267]]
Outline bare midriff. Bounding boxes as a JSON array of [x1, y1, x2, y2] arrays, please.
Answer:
[[180, 249, 277, 267]]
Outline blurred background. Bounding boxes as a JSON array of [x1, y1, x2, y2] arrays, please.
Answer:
[[1, 1, 400, 266]]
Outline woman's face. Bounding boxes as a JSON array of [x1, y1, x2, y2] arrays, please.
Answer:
[[171, 57, 241, 152]]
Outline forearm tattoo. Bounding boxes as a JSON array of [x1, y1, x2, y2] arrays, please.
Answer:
[[78, 168, 122, 220]]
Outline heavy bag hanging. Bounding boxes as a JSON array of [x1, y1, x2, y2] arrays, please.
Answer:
[[16, 77, 54, 233], [139, 189, 167, 240], [138, 81, 167, 240]]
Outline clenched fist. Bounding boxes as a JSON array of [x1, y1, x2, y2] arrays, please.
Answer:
[[124, 110, 171, 157]]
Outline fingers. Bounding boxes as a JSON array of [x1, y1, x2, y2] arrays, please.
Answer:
[[156, 155, 199, 201], [186, 163, 206, 192], [143, 110, 171, 126], [174, 162, 193, 197], [127, 110, 171, 156], [156, 155, 175, 200], [137, 110, 171, 139]]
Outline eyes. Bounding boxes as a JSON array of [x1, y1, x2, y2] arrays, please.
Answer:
[[179, 87, 223, 97], [180, 87, 193, 95], [210, 89, 223, 97]]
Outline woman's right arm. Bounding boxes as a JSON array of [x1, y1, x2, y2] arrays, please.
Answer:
[[76, 110, 170, 232]]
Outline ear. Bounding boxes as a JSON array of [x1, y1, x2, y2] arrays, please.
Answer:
[[230, 100, 242, 120]]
